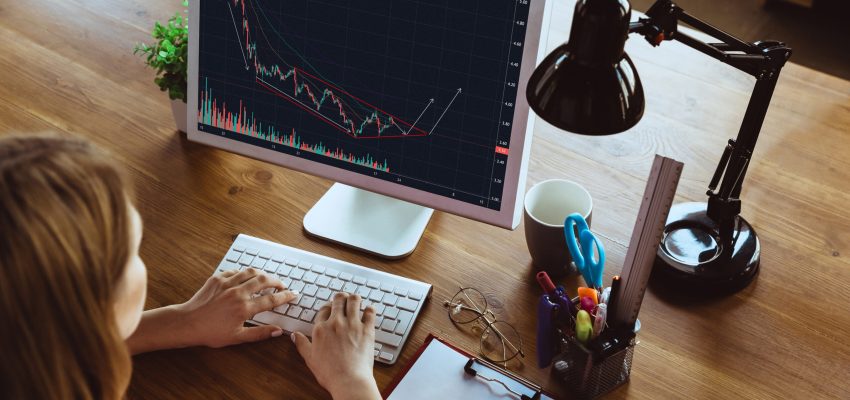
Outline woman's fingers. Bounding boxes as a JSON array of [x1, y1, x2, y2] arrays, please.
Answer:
[[346, 294, 361, 323], [239, 271, 284, 294], [330, 292, 347, 320], [223, 268, 262, 288], [361, 305, 376, 333], [219, 270, 239, 279], [316, 302, 332, 322], [249, 290, 298, 315]]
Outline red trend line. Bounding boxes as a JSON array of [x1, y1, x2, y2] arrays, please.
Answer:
[[294, 68, 429, 136], [231, 0, 429, 139], [255, 78, 351, 135]]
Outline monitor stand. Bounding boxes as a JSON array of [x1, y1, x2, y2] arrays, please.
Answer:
[[303, 183, 434, 259]]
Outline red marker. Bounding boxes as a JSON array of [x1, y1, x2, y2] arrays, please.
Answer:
[[536, 271, 556, 295]]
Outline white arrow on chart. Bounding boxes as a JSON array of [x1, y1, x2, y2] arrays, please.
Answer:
[[226, 0, 251, 70], [429, 88, 462, 135]]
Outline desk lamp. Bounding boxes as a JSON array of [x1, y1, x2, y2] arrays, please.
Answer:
[[526, 0, 791, 293]]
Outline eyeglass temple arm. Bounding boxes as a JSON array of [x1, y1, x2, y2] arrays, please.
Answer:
[[447, 301, 523, 355]]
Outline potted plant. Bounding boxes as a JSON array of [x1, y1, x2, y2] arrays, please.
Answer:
[[135, 0, 189, 133]]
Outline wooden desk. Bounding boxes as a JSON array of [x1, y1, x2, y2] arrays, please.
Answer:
[[2, 1, 848, 398]]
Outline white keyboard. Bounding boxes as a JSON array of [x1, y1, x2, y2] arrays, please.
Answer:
[[213, 234, 431, 365]]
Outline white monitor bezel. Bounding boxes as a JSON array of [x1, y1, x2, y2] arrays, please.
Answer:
[[187, 0, 553, 229]]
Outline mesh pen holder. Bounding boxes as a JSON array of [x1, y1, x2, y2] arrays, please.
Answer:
[[550, 334, 636, 399]]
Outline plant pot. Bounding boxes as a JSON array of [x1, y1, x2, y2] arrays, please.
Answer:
[[170, 99, 188, 133]]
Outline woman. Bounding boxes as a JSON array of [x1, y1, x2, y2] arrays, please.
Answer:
[[0, 135, 380, 400]]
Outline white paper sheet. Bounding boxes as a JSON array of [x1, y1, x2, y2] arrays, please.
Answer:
[[387, 338, 555, 400]]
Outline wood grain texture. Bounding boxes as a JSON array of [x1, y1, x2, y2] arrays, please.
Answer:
[[1, 0, 848, 399]]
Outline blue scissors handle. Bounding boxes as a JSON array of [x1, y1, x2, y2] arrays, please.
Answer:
[[564, 213, 605, 289]]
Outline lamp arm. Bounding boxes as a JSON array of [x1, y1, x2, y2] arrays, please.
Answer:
[[628, 0, 792, 238]]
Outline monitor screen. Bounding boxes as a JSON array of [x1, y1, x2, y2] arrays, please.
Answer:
[[189, 0, 551, 228]]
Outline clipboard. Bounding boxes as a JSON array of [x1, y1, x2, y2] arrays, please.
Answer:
[[383, 334, 558, 400]]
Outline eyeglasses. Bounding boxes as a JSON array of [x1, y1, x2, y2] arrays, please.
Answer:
[[443, 287, 524, 367]]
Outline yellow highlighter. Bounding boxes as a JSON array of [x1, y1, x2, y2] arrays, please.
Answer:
[[575, 310, 593, 344]]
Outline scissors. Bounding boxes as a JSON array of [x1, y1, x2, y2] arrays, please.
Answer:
[[564, 213, 605, 290]]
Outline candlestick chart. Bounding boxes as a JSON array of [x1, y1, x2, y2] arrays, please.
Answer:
[[197, 0, 530, 209]]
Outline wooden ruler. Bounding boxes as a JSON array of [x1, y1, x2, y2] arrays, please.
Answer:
[[611, 155, 684, 329]]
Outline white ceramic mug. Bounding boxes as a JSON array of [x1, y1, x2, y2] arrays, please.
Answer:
[[523, 179, 593, 277]]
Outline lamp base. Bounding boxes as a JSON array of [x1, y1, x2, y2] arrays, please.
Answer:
[[652, 202, 760, 295]]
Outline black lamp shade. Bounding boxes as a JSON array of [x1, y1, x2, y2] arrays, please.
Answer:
[[526, 0, 645, 135]]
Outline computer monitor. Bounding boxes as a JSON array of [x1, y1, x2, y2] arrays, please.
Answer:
[[188, 0, 553, 258]]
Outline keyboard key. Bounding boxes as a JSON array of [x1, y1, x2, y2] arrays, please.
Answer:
[[289, 281, 305, 293], [395, 311, 413, 335], [271, 255, 285, 263], [324, 268, 339, 278], [374, 349, 380, 358], [246, 248, 259, 255], [250, 257, 266, 269], [285, 258, 299, 267], [282, 277, 293, 288], [356, 287, 371, 298], [382, 293, 398, 306], [277, 265, 293, 277], [380, 318, 397, 332], [313, 300, 327, 311], [374, 343, 383, 351], [264, 261, 280, 273], [383, 307, 400, 320], [225, 251, 241, 263], [397, 298, 418, 312], [298, 261, 312, 270], [286, 306, 303, 318], [290, 269, 305, 280], [353, 276, 367, 285], [374, 316, 383, 329], [238, 254, 254, 265], [366, 279, 381, 289], [343, 282, 357, 293], [303, 271, 318, 284], [311, 264, 326, 274], [409, 291, 424, 301], [218, 262, 239, 272], [380, 283, 394, 293], [303, 284, 319, 297], [368, 290, 384, 303], [233, 244, 246, 252], [273, 304, 289, 315], [329, 279, 344, 291], [360, 300, 372, 311], [298, 296, 316, 309], [372, 303, 386, 315], [259, 251, 272, 259], [338, 272, 353, 281], [394, 287, 408, 297], [316, 288, 332, 300], [316, 275, 331, 287], [300, 309, 316, 322], [375, 330, 402, 347], [379, 352, 394, 362]]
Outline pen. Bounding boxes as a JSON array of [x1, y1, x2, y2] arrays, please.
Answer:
[[592, 303, 607, 338]]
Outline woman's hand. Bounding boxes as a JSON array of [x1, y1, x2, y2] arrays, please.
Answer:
[[127, 268, 298, 354], [292, 293, 381, 400], [176, 268, 298, 348]]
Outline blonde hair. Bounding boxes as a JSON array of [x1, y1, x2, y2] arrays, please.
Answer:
[[0, 135, 134, 399]]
